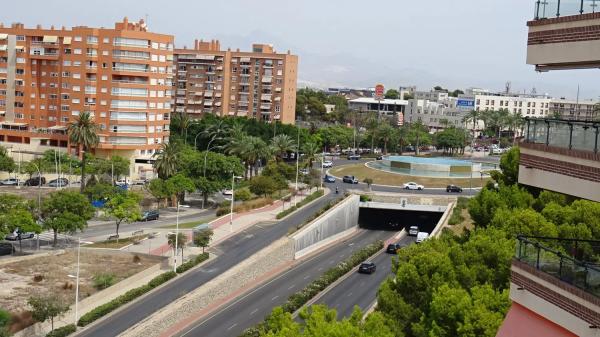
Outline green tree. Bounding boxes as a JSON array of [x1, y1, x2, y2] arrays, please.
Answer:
[[491, 208, 558, 237], [363, 178, 373, 191], [408, 120, 431, 156], [84, 182, 119, 202], [67, 111, 99, 192], [153, 142, 180, 180], [172, 112, 192, 144], [271, 134, 295, 162], [167, 232, 188, 261], [0, 209, 39, 253], [104, 192, 142, 236], [147, 178, 170, 208], [496, 147, 520, 185], [41, 191, 94, 246], [302, 141, 321, 168], [377, 123, 395, 154], [249, 175, 279, 197], [166, 174, 195, 206], [27, 294, 69, 331], [384, 89, 400, 99], [193, 229, 214, 253], [0, 146, 15, 174]]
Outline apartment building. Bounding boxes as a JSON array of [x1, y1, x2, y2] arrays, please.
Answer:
[[405, 98, 467, 131], [348, 97, 407, 125], [464, 88, 552, 118], [549, 98, 599, 121], [173, 40, 298, 124], [0, 18, 174, 178]]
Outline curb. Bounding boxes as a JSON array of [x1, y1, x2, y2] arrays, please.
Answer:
[[275, 188, 330, 221]]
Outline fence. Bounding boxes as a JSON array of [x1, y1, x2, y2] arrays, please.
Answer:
[[534, 0, 600, 19]]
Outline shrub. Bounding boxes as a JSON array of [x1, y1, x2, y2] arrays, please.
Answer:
[[176, 253, 209, 273], [33, 274, 44, 282], [46, 324, 76, 337], [217, 197, 274, 217], [93, 273, 116, 290], [132, 255, 141, 263], [235, 187, 252, 202], [78, 271, 177, 327], [0, 309, 9, 329], [359, 195, 372, 202], [276, 190, 324, 219]]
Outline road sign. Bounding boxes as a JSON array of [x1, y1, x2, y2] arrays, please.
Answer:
[[375, 84, 385, 99]]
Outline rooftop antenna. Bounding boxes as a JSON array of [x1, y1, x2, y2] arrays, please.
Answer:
[[505, 81, 512, 95], [531, 87, 537, 96], [145, 14, 148, 28]]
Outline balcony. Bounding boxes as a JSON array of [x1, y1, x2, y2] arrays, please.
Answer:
[[527, 0, 600, 71], [519, 118, 600, 201]]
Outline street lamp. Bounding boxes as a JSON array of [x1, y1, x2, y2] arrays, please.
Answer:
[[229, 174, 243, 233], [67, 237, 81, 325], [173, 203, 181, 272], [294, 129, 300, 207]]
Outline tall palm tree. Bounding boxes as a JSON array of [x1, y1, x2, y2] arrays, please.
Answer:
[[67, 111, 99, 192], [247, 136, 269, 177], [270, 134, 294, 162], [302, 141, 320, 168], [173, 112, 191, 144], [377, 123, 395, 155], [396, 125, 409, 155], [506, 113, 525, 144], [153, 142, 180, 180], [201, 119, 229, 151], [462, 109, 480, 151], [365, 112, 379, 153]]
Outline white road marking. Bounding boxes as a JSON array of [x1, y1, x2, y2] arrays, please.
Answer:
[[347, 292, 353, 297], [227, 323, 237, 331], [304, 275, 310, 280], [271, 295, 279, 301], [318, 267, 323, 271], [329, 260, 335, 264], [288, 284, 295, 290], [250, 308, 258, 315]]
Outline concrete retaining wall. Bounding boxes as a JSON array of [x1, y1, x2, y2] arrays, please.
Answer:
[[292, 194, 360, 259]]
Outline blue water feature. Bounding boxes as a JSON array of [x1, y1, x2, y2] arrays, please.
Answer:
[[366, 156, 496, 178]]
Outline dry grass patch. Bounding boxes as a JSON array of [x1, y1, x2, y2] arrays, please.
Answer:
[[0, 250, 162, 313], [329, 164, 491, 188], [84, 235, 149, 249]]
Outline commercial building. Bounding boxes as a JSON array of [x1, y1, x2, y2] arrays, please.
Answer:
[[405, 97, 469, 131], [549, 98, 599, 121], [0, 18, 174, 179], [464, 88, 552, 118], [172, 40, 298, 124], [348, 97, 407, 125]]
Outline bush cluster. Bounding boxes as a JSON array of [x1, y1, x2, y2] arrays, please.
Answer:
[[176, 253, 209, 273], [238, 241, 384, 337], [92, 273, 116, 290], [359, 195, 372, 202], [276, 190, 324, 219], [448, 196, 468, 226], [45, 324, 76, 337], [77, 271, 177, 327], [216, 197, 274, 216]]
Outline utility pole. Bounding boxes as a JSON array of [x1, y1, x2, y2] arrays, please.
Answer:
[[294, 129, 300, 207]]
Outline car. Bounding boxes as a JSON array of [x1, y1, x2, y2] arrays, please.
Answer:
[[342, 175, 359, 184], [323, 175, 336, 183], [403, 182, 424, 190], [141, 210, 160, 221], [132, 179, 148, 186], [322, 160, 333, 168], [492, 148, 503, 155], [408, 226, 419, 236], [0, 178, 20, 186], [358, 262, 376, 274], [24, 176, 46, 186], [48, 178, 69, 187], [5, 230, 35, 241], [376, 155, 383, 160], [386, 243, 403, 254], [347, 154, 361, 160], [222, 189, 233, 196], [300, 168, 310, 175], [446, 185, 463, 193], [416, 232, 430, 243], [0, 243, 15, 256]]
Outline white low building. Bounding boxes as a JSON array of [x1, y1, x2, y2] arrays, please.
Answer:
[[348, 97, 408, 125]]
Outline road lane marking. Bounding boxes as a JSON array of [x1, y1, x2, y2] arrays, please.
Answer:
[[318, 267, 323, 271], [271, 295, 279, 301], [288, 284, 295, 290], [347, 292, 353, 297], [329, 260, 335, 264], [304, 275, 310, 280], [250, 308, 258, 315], [227, 323, 237, 331]]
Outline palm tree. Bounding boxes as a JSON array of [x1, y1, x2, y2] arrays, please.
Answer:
[[153, 142, 180, 179], [201, 119, 229, 151], [377, 123, 395, 155], [67, 111, 99, 192], [506, 112, 525, 144], [172, 112, 191, 144], [247, 136, 269, 177], [302, 141, 320, 168], [271, 134, 294, 162], [365, 112, 379, 153], [396, 125, 409, 155], [462, 109, 480, 152]]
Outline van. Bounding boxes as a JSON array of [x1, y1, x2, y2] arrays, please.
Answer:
[[416, 232, 429, 243]]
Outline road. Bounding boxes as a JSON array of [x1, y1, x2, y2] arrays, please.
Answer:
[[75, 189, 340, 337], [176, 229, 396, 337], [314, 234, 416, 319]]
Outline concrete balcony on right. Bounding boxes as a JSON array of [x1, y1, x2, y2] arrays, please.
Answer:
[[519, 118, 600, 202], [527, 0, 600, 71]]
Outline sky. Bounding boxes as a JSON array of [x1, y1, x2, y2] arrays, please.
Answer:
[[2, 0, 599, 100]]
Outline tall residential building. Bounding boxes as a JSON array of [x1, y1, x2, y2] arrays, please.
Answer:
[[0, 18, 174, 179], [172, 40, 298, 124], [549, 98, 599, 121]]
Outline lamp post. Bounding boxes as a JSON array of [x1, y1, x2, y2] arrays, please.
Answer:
[[229, 174, 242, 233], [294, 129, 300, 206], [320, 150, 324, 190], [68, 237, 81, 325], [173, 203, 180, 272]]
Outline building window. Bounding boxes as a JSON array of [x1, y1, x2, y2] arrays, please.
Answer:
[[86, 36, 98, 44], [16, 35, 25, 41], [74, 36, 82, 42]]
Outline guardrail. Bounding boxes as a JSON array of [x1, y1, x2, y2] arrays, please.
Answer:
[[524, 118, 599, 153], [534, 0, 600, 19]]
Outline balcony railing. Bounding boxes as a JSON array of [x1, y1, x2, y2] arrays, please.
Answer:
[[524, 118, 600, 153], [516, 236, 600, 296], [533, 0, 600, 20]]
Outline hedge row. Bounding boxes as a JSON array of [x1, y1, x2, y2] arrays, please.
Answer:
[[176, 253, 209, 273], [238, 240, 384, 337], [276, 190, 324, 219], [448, 196, 469, 226], [77, 271, 177, 327], [46, 324, 76, 337]]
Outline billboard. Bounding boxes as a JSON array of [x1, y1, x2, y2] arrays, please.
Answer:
[[375, 84, 385, 99], [457, 99, 475, 108]]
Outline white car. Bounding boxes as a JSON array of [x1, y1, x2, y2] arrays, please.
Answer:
[[403, 182, 424, 190], [408, 226, 419, 236], [322, 160, 333, 168], [416, 232, 429, 243], [222, 189, 233, 196]]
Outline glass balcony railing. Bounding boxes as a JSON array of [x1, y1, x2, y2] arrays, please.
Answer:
[[534, 0, 600, 20], [516, 236, 600, 297], [524, 118, 599, 153]]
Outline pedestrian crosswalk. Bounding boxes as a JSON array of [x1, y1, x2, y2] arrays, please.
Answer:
[[35, 231, 77, 244]]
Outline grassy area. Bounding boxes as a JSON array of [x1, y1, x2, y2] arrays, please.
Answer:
[[159, 217, 217, 229], [329, 164, 491, 188], [85, 235, 148, 249]]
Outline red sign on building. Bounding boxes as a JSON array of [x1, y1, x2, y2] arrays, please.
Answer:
[[375, 84, 385, 99]]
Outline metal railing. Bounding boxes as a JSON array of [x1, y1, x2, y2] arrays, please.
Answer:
[[516, 236, 600, 297], [524, 118, 599, 153], [534, 0, 600, 19]]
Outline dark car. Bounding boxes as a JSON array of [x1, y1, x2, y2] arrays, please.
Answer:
[[323, 175, 336, 183], [48, 178, 69, 187], [347, 154, 361, 160], [376, 155, 383, 160], [358, 262, 376, 274], [342, 175, 359, 184], [141, 210, 160, 221], [0, 243, 15, 256], [446, 185, 463, 193], [25, 176, 46, 186], [386, 243, 403, 254]]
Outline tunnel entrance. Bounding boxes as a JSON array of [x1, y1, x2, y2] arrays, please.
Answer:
[[358, 207, 443, 234]]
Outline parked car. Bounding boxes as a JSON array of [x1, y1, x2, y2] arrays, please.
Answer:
[[322, 160, 333, 168], [0, 243, 15, 256], [48, 178, 69, 187], [141, 210, 160, 221], [300, 168, 310, 175], [5, 229, 35, 241], [323, 175, 336, 183], [386, 243, 403, 254], [376, 155, 383, 160], [0, 178, 20, 186], [403, 182, 424, 190], [358, 262, 377, 274], [416, 232, 430, 243], [24, 176, 46, 186], [222, 189, 233, 196], [342, 175, 359, 184], [132, 179, 148, 186], [408, 226, 419, 236], [446, 185, 463, 193], [347, 154, 361, 160]]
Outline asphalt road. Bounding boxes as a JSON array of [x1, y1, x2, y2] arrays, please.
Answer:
[[314, 234, 416, 319], [177, 229, 396, 337], [75, 189, 340, 337]]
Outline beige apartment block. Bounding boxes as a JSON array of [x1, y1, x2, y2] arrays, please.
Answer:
[[173, 39, 298, 124]]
